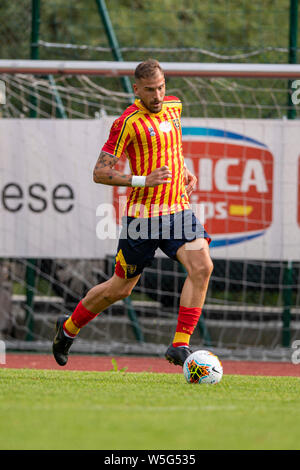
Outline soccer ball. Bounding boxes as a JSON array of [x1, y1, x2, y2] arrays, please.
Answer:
[[183, 350, 223, 385]]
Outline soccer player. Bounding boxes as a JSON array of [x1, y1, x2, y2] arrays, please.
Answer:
[[52, 59, 213, 367]]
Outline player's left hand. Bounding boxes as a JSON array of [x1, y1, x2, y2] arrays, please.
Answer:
[[184, 166, 197, 197]]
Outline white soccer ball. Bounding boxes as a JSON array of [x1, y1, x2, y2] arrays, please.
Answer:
[[183, 350, 223, 385]]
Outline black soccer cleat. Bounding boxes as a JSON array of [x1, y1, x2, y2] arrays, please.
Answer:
[[52, 315, 74, 366], [165, 344, 193, 367]]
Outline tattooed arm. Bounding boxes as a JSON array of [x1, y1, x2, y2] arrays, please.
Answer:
[[93, 151, 172, 187], [93, 151, 132, 186]]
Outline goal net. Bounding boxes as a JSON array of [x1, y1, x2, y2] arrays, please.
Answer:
[[1, 61, 300, 361]]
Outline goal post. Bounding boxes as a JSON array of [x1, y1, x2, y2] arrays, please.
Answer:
[[0, 60, 300, 361], [1, 59, 300, 78]]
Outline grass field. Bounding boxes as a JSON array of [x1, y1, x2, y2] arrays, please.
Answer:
[[0, 368, 299, 450]]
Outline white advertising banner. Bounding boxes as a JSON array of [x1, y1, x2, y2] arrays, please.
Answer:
[[0, 118, 299, 260]]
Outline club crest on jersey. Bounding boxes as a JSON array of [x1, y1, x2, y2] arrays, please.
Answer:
[[148, 126, 156, 137], [173, 118, 180, 129]]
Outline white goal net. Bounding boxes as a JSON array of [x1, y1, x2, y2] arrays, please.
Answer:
[[1, 61, 300, 361]]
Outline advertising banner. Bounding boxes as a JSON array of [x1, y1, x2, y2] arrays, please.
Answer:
[[0, 118, 299, 260]]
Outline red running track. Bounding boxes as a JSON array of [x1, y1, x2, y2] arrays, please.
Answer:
[[1, 353, 300, 376]]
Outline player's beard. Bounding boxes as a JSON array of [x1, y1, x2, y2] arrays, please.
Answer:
[[148, 100, 163, 113]]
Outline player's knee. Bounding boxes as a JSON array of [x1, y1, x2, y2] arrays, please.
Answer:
[[105, 282, 134, 302], [117, 284, 134, 300], [189, 257, 213, 282]]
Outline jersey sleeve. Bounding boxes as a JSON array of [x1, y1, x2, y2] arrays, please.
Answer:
[[102, 117, 132, 159]]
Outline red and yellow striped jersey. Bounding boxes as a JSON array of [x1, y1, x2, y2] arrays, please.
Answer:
[[102, 96, 190, 218]]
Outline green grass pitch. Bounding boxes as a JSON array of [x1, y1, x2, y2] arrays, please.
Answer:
[[0, 368, 299, 450]]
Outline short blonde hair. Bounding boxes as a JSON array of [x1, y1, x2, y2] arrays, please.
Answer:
[[134, 59, 164, 80]]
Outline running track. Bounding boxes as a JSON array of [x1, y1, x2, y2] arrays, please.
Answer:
[[2, 353, 300, 376]]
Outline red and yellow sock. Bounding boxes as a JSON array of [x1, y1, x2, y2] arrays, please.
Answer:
[[172, 305, 202, 347], [63, 301, 97, 338]]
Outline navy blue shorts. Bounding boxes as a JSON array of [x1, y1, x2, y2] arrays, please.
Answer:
[[114, 210, 211, 279]]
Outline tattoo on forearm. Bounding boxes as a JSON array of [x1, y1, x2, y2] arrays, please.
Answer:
[[93, 151, 131, 186], [93, 152, 117, 180]]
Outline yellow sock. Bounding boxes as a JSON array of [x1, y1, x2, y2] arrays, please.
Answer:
[[172, 331, 191, 347], [64, 317, 80, 337]]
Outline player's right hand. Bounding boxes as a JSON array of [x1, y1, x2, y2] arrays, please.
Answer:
[[145, 166, 172, 187]]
